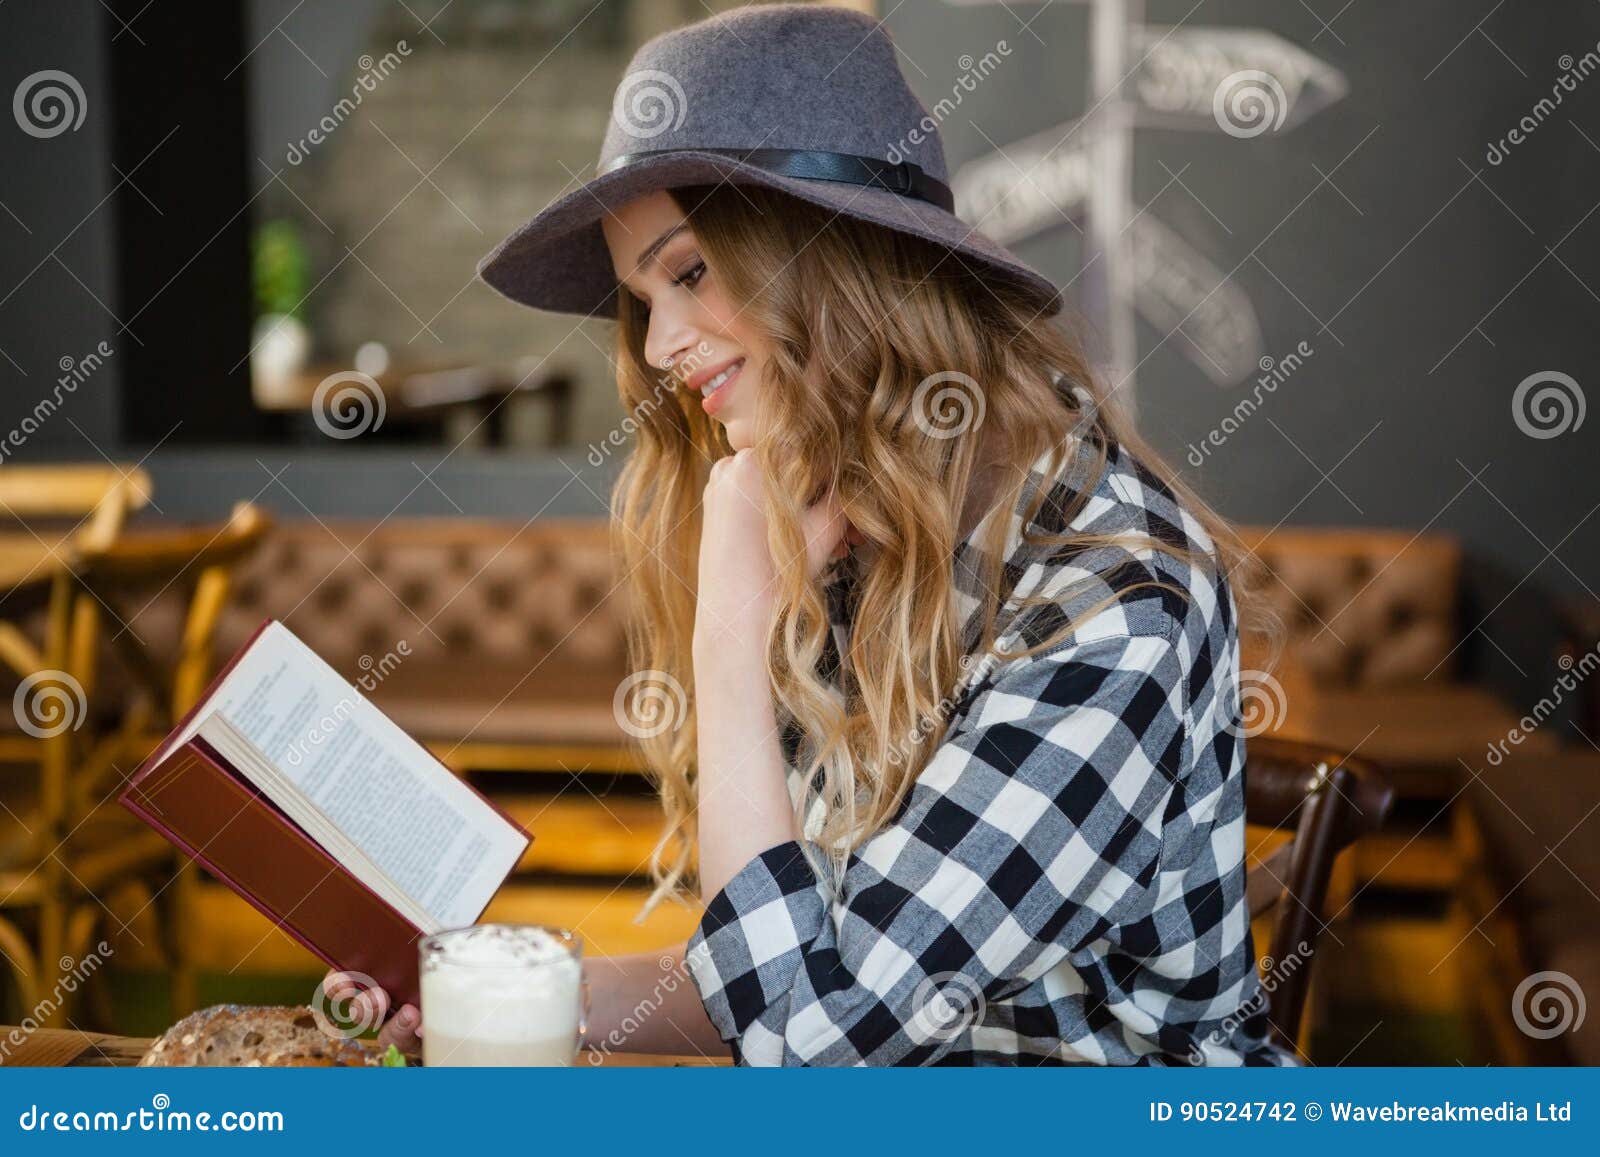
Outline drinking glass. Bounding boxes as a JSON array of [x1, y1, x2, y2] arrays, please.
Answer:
[[419, 923, 586, 1066]]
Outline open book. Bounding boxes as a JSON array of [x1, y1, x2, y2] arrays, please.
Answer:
[[119, 620, 532, 1011]]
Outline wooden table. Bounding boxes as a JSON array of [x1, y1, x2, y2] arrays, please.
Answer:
[[0, 1025, 724, 1067]]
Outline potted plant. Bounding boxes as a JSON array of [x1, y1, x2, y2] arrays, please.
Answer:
[[250, 218, 312, 405]]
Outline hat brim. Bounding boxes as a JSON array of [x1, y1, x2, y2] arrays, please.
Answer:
[[476, 151, 1062, 319]]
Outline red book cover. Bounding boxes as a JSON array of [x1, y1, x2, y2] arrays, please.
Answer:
[[118, 618, 532, 1018]]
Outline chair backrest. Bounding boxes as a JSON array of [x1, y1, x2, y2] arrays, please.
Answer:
[[0, 465, 153, 552], [71, 502, 274, 726], [0, 501, 271, 855], [1242, 734, 1395, 1049]]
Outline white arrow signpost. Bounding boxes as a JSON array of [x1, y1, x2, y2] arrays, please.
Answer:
[[947, 0, 1347, 412]]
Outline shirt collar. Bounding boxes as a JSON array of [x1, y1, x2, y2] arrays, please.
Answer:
[[949, 432, 1109, 653]]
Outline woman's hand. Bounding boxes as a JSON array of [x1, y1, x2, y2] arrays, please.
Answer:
[[694, 448, 861, 648], [323, 969, 422, 1052]]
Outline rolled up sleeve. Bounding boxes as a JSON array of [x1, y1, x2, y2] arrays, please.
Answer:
[[685, 624, 1189, 1065]]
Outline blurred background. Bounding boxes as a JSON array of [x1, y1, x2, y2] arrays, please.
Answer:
[[0, 0, 1596, 1065]]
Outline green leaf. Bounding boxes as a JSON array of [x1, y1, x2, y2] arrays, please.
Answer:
[[381, 1043, 407, 1067], [252, 219, 309, 320]]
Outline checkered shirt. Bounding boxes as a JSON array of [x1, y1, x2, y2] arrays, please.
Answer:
[[684, 427, 1296, 1066]]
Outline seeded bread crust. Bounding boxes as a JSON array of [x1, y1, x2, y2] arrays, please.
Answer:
[[138, 1004, 386, 1067]]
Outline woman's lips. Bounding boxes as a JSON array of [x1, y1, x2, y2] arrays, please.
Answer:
[[700, 359, 743, 416]]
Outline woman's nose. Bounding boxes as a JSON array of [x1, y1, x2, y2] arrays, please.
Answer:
[[645, 319, 698, 377]]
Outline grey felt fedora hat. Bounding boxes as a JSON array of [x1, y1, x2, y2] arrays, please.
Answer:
[[476, 3, 1061, 319]]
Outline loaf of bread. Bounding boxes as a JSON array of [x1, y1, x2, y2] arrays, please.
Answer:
[[138, 1004, 388, 1067]]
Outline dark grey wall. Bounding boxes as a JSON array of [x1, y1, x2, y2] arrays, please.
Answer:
[[0, 0, 119, 452]]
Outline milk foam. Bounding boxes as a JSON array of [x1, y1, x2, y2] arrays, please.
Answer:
[[421, 925, 582, 1044]]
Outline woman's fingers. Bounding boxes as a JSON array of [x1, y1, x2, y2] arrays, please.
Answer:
[[801, 489, 853, 577], [348, 978, 390, 1029], [375, 1003, 422, 1051], [325, 970, 421, 1051], [325, 970, 393, 1036], [322, 969, 367, 1002]]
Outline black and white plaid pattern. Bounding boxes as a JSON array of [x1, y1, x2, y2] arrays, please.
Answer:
[[685, 427, 1296, 1066]]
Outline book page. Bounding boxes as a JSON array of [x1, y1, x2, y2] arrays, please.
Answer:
[[196, 713, 438, 933], [188, 622, 528, 928]]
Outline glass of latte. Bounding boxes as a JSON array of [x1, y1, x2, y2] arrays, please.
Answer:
[[419, 924, 585, 1066]]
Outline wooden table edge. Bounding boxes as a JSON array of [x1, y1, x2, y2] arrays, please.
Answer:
[[0, 1025, 726, 1068]]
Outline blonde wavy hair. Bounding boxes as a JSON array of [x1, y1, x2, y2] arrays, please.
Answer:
[[610, 184, 1284, 916]]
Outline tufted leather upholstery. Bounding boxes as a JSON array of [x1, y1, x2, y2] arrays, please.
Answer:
[[1238, 525, 1461, 688], [220, 519, 624, 667], [1233, 524, 1568, 786], [214, 519, 633, 746]]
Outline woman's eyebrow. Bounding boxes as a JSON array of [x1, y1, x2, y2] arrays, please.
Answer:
[[630, 222, 690, 275]]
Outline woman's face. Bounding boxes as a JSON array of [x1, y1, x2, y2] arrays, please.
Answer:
[[603, 191, 764, 451]]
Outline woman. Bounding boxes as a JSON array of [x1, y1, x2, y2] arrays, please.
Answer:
[[336, 3, 1291, 1066]]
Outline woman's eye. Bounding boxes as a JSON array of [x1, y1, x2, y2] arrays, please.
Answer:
[[671, 260, 706, 289]]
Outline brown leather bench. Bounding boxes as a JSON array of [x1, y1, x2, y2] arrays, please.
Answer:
[[1239, 525, 1561, 789], [214, 518, 636, 769]]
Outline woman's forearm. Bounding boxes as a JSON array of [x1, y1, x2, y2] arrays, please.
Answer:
[[582, 945, 728, 1057], [692, 633, 798, 904]]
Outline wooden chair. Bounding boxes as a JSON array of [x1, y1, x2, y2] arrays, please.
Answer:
[[1243, 734, 1395, 1053], [0, 465, 152, 1023], [0, 501, 270, 1026], [0, 466, 154, 752]]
